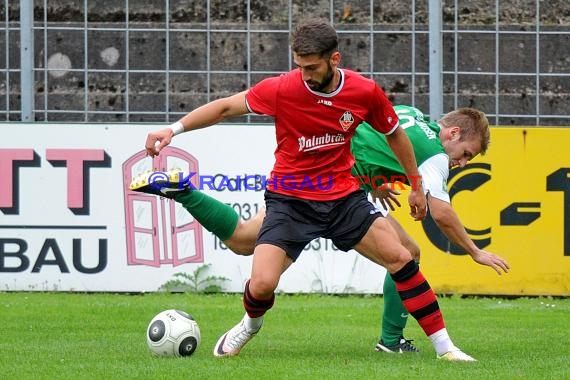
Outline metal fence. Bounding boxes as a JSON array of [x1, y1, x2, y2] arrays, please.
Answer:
[[1, 0, 569, 125]]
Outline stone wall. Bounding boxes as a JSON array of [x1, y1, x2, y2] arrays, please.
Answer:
[[1, 0, 569, 124]]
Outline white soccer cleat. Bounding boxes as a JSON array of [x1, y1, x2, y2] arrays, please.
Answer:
[[213, 319, 259, 357], [437, 348, 477, 362]]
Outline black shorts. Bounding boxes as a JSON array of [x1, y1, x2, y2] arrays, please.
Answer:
[[256, 190, 383, 261]]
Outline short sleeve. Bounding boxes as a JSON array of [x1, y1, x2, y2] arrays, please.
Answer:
[[367, 85, 399, 135], [418, 153, 451, 203], [245, 76, 281, 116]]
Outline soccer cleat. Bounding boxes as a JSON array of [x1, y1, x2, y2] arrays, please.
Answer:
[[129, 168, 191, 199], [375, 337, 420, 353], [437, 348, 477, 362], [213, 319, 259, 357]]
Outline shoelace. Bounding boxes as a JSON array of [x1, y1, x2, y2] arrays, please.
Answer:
[[398, 338, 419, 352], [224, 323, 253, 350]]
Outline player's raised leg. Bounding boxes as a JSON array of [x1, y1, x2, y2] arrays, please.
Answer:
[[130, 169, 260, 255]]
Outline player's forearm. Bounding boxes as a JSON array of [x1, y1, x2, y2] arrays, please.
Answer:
[[430, 199, 479, 255], [174, 91, 249, 134]]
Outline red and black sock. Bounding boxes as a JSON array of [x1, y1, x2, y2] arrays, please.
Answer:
[[390, 260, 445, 336], [243, 280, 275, 318]]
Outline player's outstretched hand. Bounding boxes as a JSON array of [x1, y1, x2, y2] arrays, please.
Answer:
[[145, 128, 174, 157], [370, 188, 402, 211], [471, 249, 510, 275]]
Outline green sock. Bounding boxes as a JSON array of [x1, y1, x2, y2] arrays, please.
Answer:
[[174, 191, 239, 241], [380, 270, 409, 346]]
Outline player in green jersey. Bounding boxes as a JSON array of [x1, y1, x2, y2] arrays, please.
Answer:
[[352, 105, 509, 353], [131, 104, 510, 355]]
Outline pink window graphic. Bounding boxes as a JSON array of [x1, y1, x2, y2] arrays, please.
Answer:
[[123, 147, 204, 267]]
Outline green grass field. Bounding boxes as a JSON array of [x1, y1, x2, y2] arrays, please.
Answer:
[[1, 292, 568, 379]]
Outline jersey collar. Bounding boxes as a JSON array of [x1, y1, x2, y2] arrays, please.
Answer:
[[303, 68, 345, 98]]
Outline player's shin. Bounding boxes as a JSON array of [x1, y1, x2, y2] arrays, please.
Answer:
[[390, 260, 454, 356], [175, 190, 239, 240], [381, 270, 410, 345], [243, 279, 274, 332]]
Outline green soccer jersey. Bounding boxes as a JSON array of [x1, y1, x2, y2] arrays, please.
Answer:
[[351, 105, 451, 202]]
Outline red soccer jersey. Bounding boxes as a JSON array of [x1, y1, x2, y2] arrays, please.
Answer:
[[245, 68, 398, 200]]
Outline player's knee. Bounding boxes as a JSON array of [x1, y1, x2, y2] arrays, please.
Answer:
[[248, 277, 278, 298], [379, 242, 415, 274]]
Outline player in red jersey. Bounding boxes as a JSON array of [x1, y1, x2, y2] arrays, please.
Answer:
[[245, 54, 399, 201], [139, 19, 475, 361]]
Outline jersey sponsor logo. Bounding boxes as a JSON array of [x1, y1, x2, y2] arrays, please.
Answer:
[[339, 111, 355, 131], [317, 99, 332, 106], [419, 123, 437, 139], [298, 133, 346, 152]]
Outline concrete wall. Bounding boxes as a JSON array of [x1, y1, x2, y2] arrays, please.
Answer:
[[1, 0, 569, 124]]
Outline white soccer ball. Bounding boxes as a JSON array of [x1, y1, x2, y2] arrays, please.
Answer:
[[146, 309, 201, 357]]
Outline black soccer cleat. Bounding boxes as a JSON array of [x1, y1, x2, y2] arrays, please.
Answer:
[[375, 337, 420, 353]]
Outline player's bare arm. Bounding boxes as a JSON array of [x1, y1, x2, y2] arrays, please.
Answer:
[[145, 91, 249, 157], [385, 127, 427, 221], [428, 195, 510, 275]]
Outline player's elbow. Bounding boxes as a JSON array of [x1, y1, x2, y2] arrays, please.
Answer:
[[429, 207, 450, 227], [431, 213, 457, 236]]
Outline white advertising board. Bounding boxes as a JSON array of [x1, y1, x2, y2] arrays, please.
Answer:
[[0, 123, 386, 293]]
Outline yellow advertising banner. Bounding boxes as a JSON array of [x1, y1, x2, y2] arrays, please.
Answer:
[[391, 127, 570, 296]]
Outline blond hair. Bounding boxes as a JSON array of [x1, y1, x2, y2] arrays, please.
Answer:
[[440, 108, 490, 154]]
